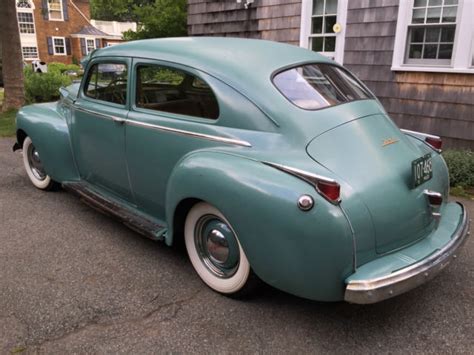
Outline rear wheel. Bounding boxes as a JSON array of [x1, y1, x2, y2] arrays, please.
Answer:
[[184, 202, 256, 297], [22, 137, 58, 190]]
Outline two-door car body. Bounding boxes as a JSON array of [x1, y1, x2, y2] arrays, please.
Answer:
[[14, 38, 470, 303]]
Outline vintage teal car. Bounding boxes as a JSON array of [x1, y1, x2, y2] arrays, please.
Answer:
[[14, 38, 470, 303]]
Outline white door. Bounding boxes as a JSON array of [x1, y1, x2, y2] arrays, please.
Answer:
[[299, 0, 348, 63]]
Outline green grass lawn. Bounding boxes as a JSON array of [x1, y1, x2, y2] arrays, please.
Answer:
[[0, 89, 18, 137], [0, 109, 17, 137]]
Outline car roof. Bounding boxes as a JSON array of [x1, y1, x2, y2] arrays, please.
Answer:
[[95, 37, 330, 75], [92, 37, 334, 123]]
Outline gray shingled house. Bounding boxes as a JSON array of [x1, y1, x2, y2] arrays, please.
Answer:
[[187, 0, 473, 149]]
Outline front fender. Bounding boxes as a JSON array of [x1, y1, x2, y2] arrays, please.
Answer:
[[16, 102, 79, 182], [166, 151, 354, 301]]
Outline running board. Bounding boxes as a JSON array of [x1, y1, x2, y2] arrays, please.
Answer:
[[63, 182, 167, 241]]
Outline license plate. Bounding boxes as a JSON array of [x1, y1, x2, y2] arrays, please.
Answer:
[[412, 154, 433, 187]]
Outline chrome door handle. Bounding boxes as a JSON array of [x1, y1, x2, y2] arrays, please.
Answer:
[[112, 116, 126, 124]]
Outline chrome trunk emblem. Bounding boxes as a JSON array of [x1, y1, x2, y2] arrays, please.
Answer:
[[382, 138, 399, 147]]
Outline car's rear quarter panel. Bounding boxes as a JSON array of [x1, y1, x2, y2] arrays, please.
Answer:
[[166, 151, 354, 301]]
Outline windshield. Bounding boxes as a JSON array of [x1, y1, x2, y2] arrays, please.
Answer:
[[273, 63, 374, 110]]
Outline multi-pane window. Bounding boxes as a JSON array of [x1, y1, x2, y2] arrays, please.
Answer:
[[310, 0, 338, 53], [17, 12, 35, 34], [86, 39, 96, 54], [406, 0, 458, 64], [53, 37, 66, 55], [22, 46, 38, 60], [48, 0, 63, 20]]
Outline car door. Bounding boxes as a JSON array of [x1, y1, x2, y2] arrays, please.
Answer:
[[71, 58, 133, 201], [125, 59, 229, 219]]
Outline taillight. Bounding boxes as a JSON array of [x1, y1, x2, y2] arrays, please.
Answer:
[[263, 162, 342, 204], [424, 190, 443, 206], [425, 136, 442, 150], [317, 180, 341, 203], [400, 129, 443, 152]]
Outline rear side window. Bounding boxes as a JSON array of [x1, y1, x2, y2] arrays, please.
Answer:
[[273, 63, 373, 110], [84, 63, 128, 105], [136, 64, 219, 120]]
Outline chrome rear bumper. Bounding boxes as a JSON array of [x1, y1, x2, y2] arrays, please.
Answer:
[[345, 202, 470, 304]]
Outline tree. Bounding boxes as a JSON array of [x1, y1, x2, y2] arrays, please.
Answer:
[[123, 0, 187, 40], [1, 0, 25, 111], [90, 0, 154, 22]]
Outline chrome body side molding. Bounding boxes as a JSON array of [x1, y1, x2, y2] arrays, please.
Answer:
[[75, 106, 124, 123], [126, 119, 252, 147], [400, 128, 440, 140], [74, 106, 252, 147]]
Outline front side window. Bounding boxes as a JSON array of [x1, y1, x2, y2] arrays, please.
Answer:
[[85, 63, 128, 105], [48, 0, 63, 20], [18, 12, 35, 33], [136, 64, 219, 120], [273, 63, 373, 110], [406, 0, 458, 64], [53, 37, 65, 55]]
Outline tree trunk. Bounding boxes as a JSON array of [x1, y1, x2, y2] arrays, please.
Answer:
[[1, 0, 25, 111]]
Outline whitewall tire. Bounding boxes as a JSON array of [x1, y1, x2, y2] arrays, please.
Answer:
[[22, 137, 56, 190], [185, 202, 253, 295]]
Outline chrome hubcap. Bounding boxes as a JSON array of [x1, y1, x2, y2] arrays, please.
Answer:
[[195, 215, 240, 278], [27, 143, 46, 181]]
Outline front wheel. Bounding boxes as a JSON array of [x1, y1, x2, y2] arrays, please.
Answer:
[[22, 136, 58, 190], [184, 202, 256, 297]]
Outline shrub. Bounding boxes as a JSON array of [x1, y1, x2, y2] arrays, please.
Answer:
[[442, 150, 474, 188], [47, 62, 80, 75], [24, 69, 72, 103]]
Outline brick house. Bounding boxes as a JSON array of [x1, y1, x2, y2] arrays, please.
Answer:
[[16, 0, 122, 65], [188, 0, 473, 149]]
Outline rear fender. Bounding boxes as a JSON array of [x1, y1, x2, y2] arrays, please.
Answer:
[[16, 103, 79, 182], [166, 151, 354, 301]]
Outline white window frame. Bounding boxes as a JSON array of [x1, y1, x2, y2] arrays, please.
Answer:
[[471, 35, 474, 68], [299, 0, 348, 64], [17, 12, 35, 34], [47, 0, 64, 21], [52, 36, 66, 56], [22, 46, 39, 60], [392, 0, 474, 74], [85, 38, 97, 54]]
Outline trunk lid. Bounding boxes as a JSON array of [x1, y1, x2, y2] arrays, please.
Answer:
[[306, 114, 433, 254]]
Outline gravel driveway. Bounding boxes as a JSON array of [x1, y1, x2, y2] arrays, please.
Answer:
[[0, 137, 473, 354]]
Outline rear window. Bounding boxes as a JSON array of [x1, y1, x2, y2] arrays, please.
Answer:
[[273, 63, 373, 110]]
